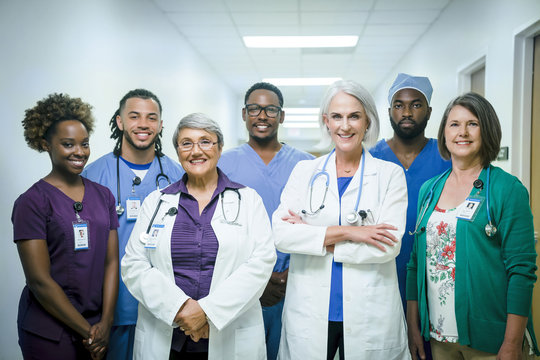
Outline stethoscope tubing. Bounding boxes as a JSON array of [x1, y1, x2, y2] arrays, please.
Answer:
[[303, 148, 366, 223], [411, 166, 494, 236], [115, 154, 171, 216]]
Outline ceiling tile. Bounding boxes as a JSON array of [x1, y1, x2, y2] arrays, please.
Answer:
[[153, 0, 228, 12], [225, 0, 299, 12], [300, 11, 369, 25], [374, 0, 451, 11], [298, 25, 366, 36], [237, 25, 301, 36], [362, 24, 427, 36], [368, 10, 441, 24], [175, 25, 239, 38], [230, 12, 299, 26], [300, 0, 375, 12], [167, 12, 232, 26]]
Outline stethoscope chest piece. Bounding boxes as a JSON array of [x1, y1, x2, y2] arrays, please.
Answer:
[[139, 232, 149, 244], [485, 223, 497, 237], [116, 204, 125, 216], [346, 211, 359, 225]]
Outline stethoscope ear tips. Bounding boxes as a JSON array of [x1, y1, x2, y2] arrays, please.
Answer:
[[301, 210, 307, 214], [421, 227, 426, 232]]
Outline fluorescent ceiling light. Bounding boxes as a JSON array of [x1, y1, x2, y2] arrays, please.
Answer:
[[283, 122, 320, 129], [285, 115, 319, 122], [284, 108, 320, 115], [263, 77, 341, 86], [243, 36, 358, 48]]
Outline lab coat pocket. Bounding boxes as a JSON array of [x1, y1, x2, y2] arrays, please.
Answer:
[[234, 323, 266, 360], [359, 285, 406, 350]]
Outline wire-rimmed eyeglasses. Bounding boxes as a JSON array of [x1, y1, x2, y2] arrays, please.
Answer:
[[178, 139, 217, 152], [245, 104, 282, 118]]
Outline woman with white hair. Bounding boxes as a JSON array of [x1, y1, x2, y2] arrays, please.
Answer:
[[122, 113, 276, 359], [272, 80, 410, 359]]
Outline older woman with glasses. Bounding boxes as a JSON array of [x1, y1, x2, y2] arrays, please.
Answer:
[[121, 113, 276, 360]]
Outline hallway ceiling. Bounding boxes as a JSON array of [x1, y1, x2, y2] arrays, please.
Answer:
[[152, 0, 451, 108]]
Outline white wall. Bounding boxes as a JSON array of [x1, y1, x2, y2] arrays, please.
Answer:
[[0, 1, 238, 358], [372, 0, 540, 177]]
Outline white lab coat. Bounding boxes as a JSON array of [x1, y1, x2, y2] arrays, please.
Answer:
[[273, 151, 410, 360], [122, 185, 276, 360]]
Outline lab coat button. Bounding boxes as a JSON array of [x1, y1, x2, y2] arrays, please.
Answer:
[[345, 295, 351, 302], [345, 328, 351, 335]]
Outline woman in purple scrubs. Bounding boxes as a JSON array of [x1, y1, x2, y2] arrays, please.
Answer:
[[12, 93, 119, 359]]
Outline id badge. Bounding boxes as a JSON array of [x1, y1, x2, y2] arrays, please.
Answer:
[[126, 196, 141, 221], [145, 224, 164, 249], [456, 197, 483, 221], [73, 221, 89, 251]]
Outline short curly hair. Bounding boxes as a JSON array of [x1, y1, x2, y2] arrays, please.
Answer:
[[22, 93, 95, 152]]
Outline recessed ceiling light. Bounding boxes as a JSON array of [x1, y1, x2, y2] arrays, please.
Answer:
[[285, 115, 319, 122], [283, 122, 320, 129], [243, 36, 358, 48], [284, 108, 320, 115], [263, 77, 341, 86]]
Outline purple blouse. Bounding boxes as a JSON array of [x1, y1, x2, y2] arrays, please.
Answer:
[[162, 169, 244, 352], [11, 178, 119, 341]]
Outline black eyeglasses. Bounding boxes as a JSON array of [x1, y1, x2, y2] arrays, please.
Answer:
[[245, 104, 282, 118], [178, 139, 217, 151]]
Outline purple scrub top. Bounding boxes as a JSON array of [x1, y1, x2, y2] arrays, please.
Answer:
[[12, 177, 119, 342]]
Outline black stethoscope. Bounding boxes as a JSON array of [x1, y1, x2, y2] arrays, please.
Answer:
[[220, 188, 242, 226], [139, 197, 177, 243], [140, 187, 243, 242], [116, 155, 171, 216], [301, 148, 367, 225], [410, 166, 496, 237]]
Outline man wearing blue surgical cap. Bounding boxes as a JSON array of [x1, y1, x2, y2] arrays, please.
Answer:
[[370, 73, 451, 359]]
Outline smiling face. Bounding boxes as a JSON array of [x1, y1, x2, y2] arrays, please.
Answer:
[[43, 120, 90, 176], [323, 91, 369, 156], [117, 97, 162, 153], [176, 128, 221, 181], [242, 89, 284, 143], [444, 105, 482, 164], [389, 88, 431, 140]]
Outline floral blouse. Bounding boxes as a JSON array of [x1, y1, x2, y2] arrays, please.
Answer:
[[426, 204, 460, 343]]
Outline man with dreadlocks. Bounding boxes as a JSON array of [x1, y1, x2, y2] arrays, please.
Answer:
[[83, 89, 183, 360]]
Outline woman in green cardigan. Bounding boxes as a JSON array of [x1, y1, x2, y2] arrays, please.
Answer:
[[406, 92, 539, 360]]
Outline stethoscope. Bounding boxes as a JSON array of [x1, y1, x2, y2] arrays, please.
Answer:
[[116, 155, 171, 216], [301, 148, 367, 225], [139, 197, 178, 243], [410, 166, 497, 237], [140, 187, 243, 242]]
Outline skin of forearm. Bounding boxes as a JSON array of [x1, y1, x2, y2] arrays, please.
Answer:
[[100, 232, 119, 325], [28, 278, 91, 338], [323, 225, 348, 246], [502, 313, 528, 346]]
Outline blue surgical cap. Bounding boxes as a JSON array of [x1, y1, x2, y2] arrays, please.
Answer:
[[388, 73, 433, 105]]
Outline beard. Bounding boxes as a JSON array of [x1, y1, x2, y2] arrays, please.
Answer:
[[123, 131, 158, 152], [389, 115, 428, 140]]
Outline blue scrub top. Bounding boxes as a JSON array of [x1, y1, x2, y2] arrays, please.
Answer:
[[82, 152, 184, 326], [370, 138, 451, 309], [218, 143, 314, 272], [328, 176, 353, 322]]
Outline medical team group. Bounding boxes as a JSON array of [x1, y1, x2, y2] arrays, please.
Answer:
[[12, 74, 539, 360]]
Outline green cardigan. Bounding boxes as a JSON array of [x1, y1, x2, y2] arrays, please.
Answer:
[[406, 165, 539, 355]]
